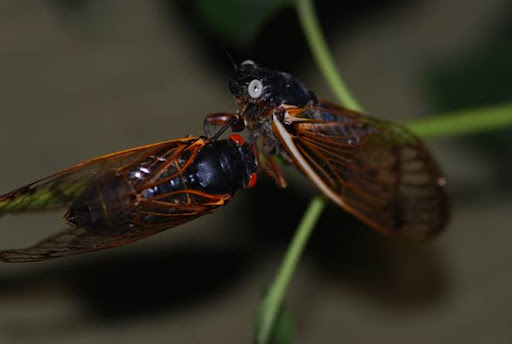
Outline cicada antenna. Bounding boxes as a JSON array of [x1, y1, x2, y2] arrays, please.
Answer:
[[225, 51, 238, 72]]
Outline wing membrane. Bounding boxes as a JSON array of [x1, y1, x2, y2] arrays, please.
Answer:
[[0, 191, 228, 262], [0, 138, 199, 217], [274, 102, 449, 239]]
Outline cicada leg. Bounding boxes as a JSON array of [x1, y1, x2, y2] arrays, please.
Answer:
[[250, 142, 287, 188], [203, 112, 245, 139], [267, 155, 288, 188]]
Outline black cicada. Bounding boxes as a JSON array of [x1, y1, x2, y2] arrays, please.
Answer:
[[205, 61, 449, 240], [0, 134, 257, 262]]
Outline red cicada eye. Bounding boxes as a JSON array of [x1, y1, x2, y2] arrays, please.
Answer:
[[247, 172, 257, 188], [229, 133, 245, 146]]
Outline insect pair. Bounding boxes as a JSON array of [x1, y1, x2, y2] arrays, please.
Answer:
[[0, 61, 449, 262]]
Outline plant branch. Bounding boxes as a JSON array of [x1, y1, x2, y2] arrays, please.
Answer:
[[296, 0, 363, 112], [408, 102, 512, 138], [256, 196, 327, 344]]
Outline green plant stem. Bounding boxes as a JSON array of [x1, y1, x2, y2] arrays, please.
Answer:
[[256, 196, 327, 344], [408, 102, 512, 138], [256, 0, 512, 343], [296, 0, 363, 112]]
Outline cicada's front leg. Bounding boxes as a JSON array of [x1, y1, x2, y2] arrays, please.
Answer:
[[203, 112, 245, 139]]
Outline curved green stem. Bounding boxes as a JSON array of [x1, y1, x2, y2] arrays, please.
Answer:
[[256, 196, 327, 344], [296, 0, 363, 112]]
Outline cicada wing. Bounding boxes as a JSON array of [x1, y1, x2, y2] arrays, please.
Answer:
[[0, 137, 200, 217], [273, 104, 449, 240], [0, 227, 149, 263], [0, 191, 229, 262]]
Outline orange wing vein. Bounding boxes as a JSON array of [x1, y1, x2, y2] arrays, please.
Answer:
[[273, 102, 449, 239]]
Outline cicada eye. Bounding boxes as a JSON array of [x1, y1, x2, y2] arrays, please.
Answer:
[[241, 60, 255, 66], [248, 79, 263, 99]]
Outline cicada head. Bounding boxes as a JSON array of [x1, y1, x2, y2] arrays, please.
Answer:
[[228, 60, 317, 112]]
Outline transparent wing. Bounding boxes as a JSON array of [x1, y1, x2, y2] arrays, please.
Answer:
[[273, 102, 449, 239], [0, 190, 228, 262], [0, 227, 150, 263], [0, 138, 199, 217]]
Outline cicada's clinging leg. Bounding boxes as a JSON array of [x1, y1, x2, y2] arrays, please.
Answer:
[[251, 142, 287, 188], [267, 155, 288, 188], [203, 113, 245, 140]]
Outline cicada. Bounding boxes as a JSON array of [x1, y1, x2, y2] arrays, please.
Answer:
[[205, 61, 449, 239], [0, 134, 257, 262]]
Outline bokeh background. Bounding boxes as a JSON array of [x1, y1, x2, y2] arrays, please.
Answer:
[[0, 0, 511, 343]]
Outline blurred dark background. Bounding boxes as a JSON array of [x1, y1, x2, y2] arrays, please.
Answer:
[[0, 1, 511, 343]]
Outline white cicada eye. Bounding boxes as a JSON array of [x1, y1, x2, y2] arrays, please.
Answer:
[[248, 79, 263, 99]]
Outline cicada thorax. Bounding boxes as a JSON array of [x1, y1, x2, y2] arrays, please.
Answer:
[[65, 138, 257, 232]]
